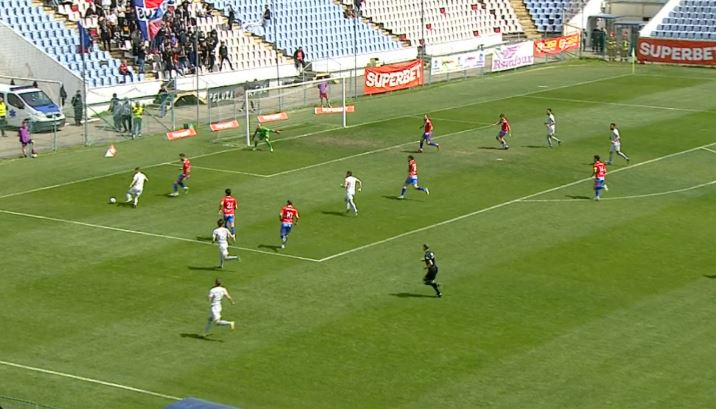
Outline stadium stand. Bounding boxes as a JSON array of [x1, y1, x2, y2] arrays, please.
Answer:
[[0, 0, 124, 87], [207, 0, 404, 60], [50, 0, 288, 79], [650, 0, 716, 39], [342, 0, 523, 45], [524, 0, 582, 33]]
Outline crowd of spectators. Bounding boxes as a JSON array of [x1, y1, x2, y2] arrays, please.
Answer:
[[55, 0, 248, 80]]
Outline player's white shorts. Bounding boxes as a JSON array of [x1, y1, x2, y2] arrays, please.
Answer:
[[210, 305, 222, 321], [345, 193, 355, 203], [128, 188, 143, 197], [610, 142, 621, 152], [218, 243, 229, 258], [547, 125, 555, 136]]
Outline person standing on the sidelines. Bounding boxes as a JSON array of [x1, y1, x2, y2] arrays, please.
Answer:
[[71, 90, 83, 126], [18, 119, 37, 158], [342, 170, 362, 215], [422, 244, 442, 297], [0, 95, 7, 137], [131, 101, 144, 139]]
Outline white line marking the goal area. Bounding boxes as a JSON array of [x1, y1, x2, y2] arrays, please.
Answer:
[[0, 360, 180, 401], [702, 147, 716, 155], [0, 209, 320, 263], [164, 123, 495, 179], [317, 141, 716, 263]]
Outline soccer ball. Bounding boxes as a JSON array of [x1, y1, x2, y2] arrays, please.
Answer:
[[109, 197, 117, 204]]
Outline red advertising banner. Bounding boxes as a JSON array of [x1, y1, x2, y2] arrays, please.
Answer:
[[534, 33, 581, 57], [364, 60, 423, 95], [210, 119, 239, 132], [314, 106, 355, 114], [166, 127, 196, 141], [637, 37, 716, 65], [257, 112, 289, 123]]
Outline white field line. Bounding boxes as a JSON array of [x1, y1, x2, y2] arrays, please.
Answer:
[[264, 125, 492, 177], [520, 180, 716, 202], [702, 147, 716, 155], [0, 209, 320, 262], [521, 95, 716, 114], [184, 164, 270, 178], [0, 72, 631, 201], [170, 124, 494, 178], [317, 141, 716, 262], [0, 360, 180, 401]]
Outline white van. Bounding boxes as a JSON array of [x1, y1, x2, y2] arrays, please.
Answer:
[[0, 84, 66, 131]]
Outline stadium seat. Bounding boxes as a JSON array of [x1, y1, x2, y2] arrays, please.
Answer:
[[652, 0, 716, 39]]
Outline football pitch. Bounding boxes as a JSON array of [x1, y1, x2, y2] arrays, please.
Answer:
[[2, 60, 716, 409]]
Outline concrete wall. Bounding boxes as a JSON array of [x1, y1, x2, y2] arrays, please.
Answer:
[[0, 22, 82, 102]]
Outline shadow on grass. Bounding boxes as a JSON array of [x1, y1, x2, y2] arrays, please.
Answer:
[[195, 236, 213, 242], [523, 145, 549, 149], [321, 210, 347, 217], [400, 149, 420, 153], [188, 266, 220, 271], [566, 195, 591, 200], [258, 244, 282, 252], [180, 333, 224, 343], [703, 274, 716, 279], [382, 195, 403, 201], [390, 292, 438, 298], [477, 146, 503, 150]]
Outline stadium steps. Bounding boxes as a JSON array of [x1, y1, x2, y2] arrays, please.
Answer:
[[29, 0, 157, 81], [332, 0, 413, 47], [207, 3, 294, 65], [510, 0, 541, 39]]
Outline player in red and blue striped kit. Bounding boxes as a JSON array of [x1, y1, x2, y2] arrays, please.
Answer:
[[494, 113, 511, 150], [169, 153, 191, 196], [418, 114, 439, 152], [593, 155, 608, 201], [399, 155, 429, 199]]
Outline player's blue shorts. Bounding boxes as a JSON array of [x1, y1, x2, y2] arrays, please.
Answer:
[[422, 132, 433, 141], [594, 178, 606, 190], [280, 223, 293, 236], [405, 176, 418, 186], [498, 130, 508, 138], [176, 173, 188, 183], [224, 214, 235, 225]]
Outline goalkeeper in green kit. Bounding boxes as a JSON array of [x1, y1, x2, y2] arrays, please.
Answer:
[[252, 123, 281, 152]]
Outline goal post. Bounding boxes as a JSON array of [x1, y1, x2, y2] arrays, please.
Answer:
[[244, 76, 349, 146]]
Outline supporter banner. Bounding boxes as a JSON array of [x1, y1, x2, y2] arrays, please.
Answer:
[[208, 85, 241, 106], [133, 0, 169, 41], [637, 38, 716, 65], [431, 51, 485, 74], [314, 106, 355, 114], [491, 41, 534, 72], [534, 33, 580, 57], [258, 112, 289, 123], [210, 119, 239, 132], [167, 127, 196, 141], [364, 60, 423, 95]]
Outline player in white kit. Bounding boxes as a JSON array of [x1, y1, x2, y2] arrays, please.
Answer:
[[212, 219, 239, 268], [203, 279, 236, 337], [125, 167, 148, 208], [545, 108, 562, 147], [608, 123, 630, 164], [342, 170, 362, 215]]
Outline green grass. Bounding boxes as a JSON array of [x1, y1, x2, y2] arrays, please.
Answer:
[[2, 60, 716, 409]]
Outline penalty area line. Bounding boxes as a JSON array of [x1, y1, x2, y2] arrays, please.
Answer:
[[0, 359, 181, 401], [520, 180, 716, 202], [0, 209, 320, 263], [317, 140, 716, 263]]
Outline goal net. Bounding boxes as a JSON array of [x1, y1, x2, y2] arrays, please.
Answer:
[[243, 76, 349, 146]]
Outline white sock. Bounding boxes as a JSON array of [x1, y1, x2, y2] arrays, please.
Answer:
[[217, 320, 231, 326]]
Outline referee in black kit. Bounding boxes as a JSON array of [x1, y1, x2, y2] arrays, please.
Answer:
[[422, 244, 442, 298]]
